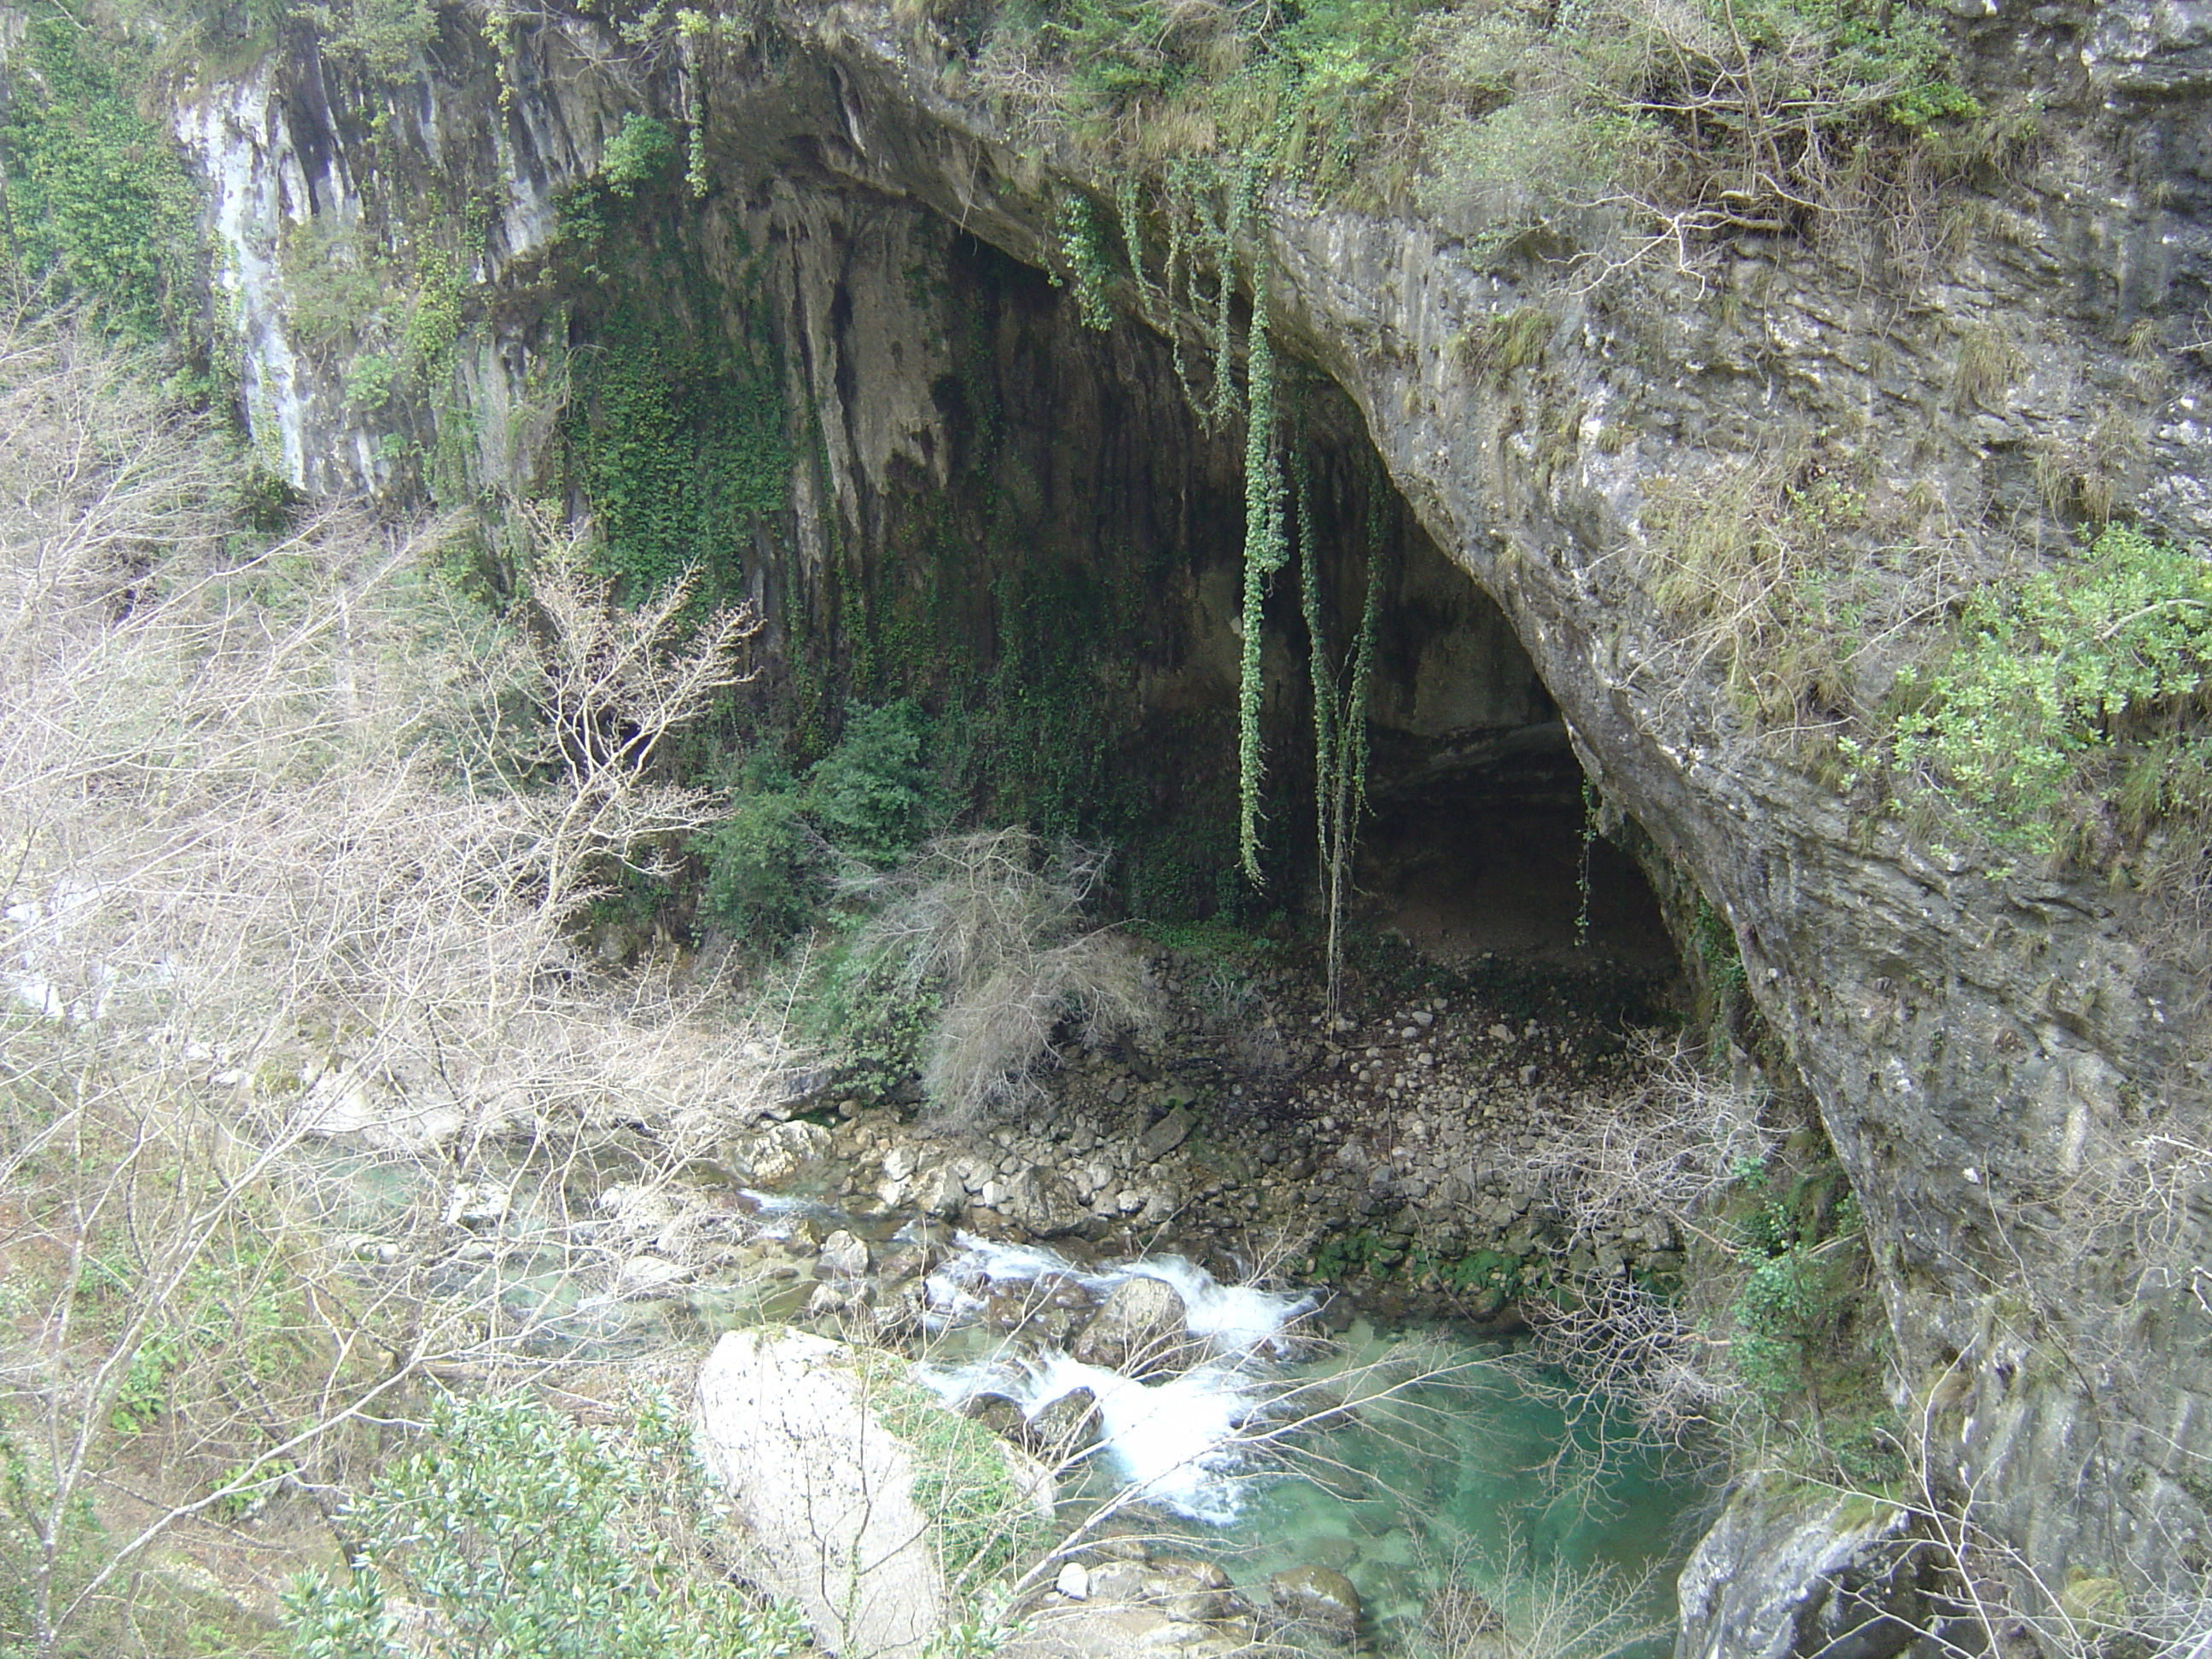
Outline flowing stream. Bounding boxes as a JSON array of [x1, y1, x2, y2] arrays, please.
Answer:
[[908, 1232, 1708, 1649], [318, 1147, 1708, 1651]]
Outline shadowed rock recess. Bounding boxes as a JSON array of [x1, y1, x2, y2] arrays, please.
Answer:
[[151, 0, 2212, 1648]]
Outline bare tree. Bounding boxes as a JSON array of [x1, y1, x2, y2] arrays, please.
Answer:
[[843, 829, 1160, 1125], [0, 301, 777, 1656]]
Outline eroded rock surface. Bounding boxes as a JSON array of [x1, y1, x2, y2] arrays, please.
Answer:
[[1676, 1477, 1930, 1659]]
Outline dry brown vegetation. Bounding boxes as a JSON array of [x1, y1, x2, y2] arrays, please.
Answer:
[[0, 301, 781, 1656], [846, 827, 1160, 1125]]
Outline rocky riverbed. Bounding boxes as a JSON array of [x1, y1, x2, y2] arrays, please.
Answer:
[[312, 935, 1706, 1656], [684, 940, 1687, 1342]]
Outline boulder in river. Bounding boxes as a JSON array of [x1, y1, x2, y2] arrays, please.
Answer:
[[818, 1228, 870, 1277], [964, 1390, 1028, 1442], [1071, 1275, 1192, 1372], [1027, 1385, 1101, 1457], [1270, 1565, 1361, 1639]]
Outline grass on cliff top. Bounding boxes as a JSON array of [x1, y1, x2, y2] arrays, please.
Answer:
[[923, 0, 1999, 268], [1642, 426, 2212, 948]]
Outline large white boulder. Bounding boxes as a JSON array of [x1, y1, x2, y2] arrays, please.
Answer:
[[694, 1327, 1053, 1658]]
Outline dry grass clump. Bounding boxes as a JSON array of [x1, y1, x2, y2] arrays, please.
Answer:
[[2034, 407, 2149, 526], [850, 828, 1159, 1124], [1951, 319, 2027, 410], [1638, 443, 2014, 742]]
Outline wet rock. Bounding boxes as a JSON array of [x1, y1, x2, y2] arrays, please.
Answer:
[[1008, 1167, 1093, 1237], [984, 1287, 1039, 1330], [779, 1219, 822, 1252], [877, 1243, 937, 1284], [818, 1229, 870, 1278], [1083, 1560, 1155, 1604], [1155, 1558, 1237, 1621], [1155, 1558, 1231, 1592], [1165, 1591, 1237, 1621], [1072, 1275, 1192, 1372], [1027, 1386, 1101, 1455], [1270, 1566, 1360, 1639], [723, 1121, 834, 1186], [965, 1391, 1027, 1442], [805, 1280, 871, 1325], [911, 1167, 966, 1219]]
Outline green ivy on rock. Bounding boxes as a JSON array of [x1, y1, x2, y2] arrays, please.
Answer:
[[0, 3, 199, 340]]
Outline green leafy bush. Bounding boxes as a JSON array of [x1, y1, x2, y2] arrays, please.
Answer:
[[693, 704, 938, 946], [696, 760, 821, 944], [806, 700, 938, 867], [282, 1393, 808, 1659], [800, 923, 943, 1103], [1891, 525, 2212, 855], [0, 4, 199, 339], [600, 114, 678, 196], [300, 0, 437, 78]]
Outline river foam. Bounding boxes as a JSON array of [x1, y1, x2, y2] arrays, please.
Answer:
[[914, 1235, 1315, 1522], [920, 1232, 1315, 1352]]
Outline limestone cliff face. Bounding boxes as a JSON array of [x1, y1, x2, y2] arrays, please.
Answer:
[[164, 0, 2212, 1632]]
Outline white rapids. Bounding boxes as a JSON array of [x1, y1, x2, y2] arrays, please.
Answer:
[[913, 1234, 1317, 1524]]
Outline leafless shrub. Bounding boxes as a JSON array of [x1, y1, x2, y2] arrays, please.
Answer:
[[0, 301, 781, 1655], [851, 828, 1159, 1124], [1516, 1032, 1773, 1249], [1415, 1524, 1669, 1659], [1522, 1274, 1742, 1452], [1497, 1035, 1777, 1467]]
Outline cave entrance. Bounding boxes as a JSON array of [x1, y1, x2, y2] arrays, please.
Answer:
[[1341, 527, 1679, 975], [1358, 741, 1679, 971]]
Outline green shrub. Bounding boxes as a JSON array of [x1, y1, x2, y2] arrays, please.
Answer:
[[1890, 524, 2212, 856], [600, 114, 678, 196], [806, 700, 938, 867], [282, 1393, 808, 1659], [800, 923, 942, 1103], [1724, 1166, 1861, 1410], [0, 4, 199, 339], [279, 220, 396, 357], [696, 764, 821, 944], [300, 0, 437, 78]]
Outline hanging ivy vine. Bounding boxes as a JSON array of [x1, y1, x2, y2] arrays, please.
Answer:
[[1237, 248, 1288, 882], [1107, 164, 1388, 897]]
